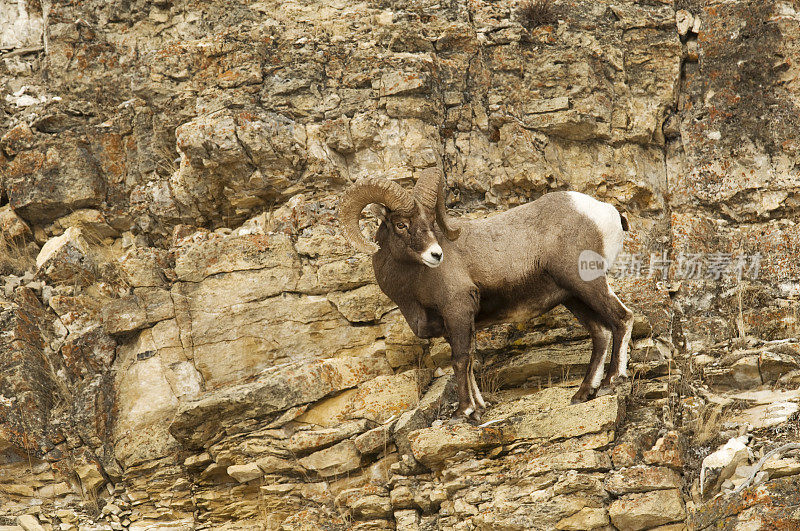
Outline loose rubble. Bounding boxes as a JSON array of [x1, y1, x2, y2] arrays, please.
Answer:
[[1, 0, 800, 528]]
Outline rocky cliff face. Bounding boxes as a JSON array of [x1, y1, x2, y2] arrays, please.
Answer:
[[1, 0, 799, 529]]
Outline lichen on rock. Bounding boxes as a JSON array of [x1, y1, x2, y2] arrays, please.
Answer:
[[0, 0, 799, 528]]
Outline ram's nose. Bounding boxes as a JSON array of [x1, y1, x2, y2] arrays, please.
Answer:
[[422, 244, 443, 268]]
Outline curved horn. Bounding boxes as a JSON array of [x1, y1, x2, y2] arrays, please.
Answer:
[[436, 184, 461, 240], [414, 168, 461, 241], [338, 177, 415, 254], [413, 167, 440, 213]]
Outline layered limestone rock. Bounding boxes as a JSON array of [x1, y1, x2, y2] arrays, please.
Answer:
[[1, 0, 800, 529]]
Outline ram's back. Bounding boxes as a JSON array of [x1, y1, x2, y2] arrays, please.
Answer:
[[452, 191, 626, 326]]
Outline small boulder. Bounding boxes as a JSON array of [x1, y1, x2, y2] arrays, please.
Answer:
[[556, 507, 609, 531], [299, 440, 361, 478], [553, 471, 605, 496], [759, 350, 800, 383], [102, 295, 147, 335], [389, 485, 415, 509], [355, 424, 393, 455], [379, 71, 428, 97], [394, 509, 420, 529], [675, 10, 694, 37], [327, 284, 396, 323], [36, 226, 95, 285], [1, 123, 35, 156], [256, 455, 303, 475], [762, 455, 800, 479], [604, 466, 682, 495], [51, 209, 117, 240], [34, 482, 72, 498], [700, 436, 752, 497], [408, 424, 512, 469], [336, 485, 391, 518], [643, 431, 684, 469], [297, 369, 432, 427], [728, 463, 767, 491], [286, 419, 371, 454], [184, 452, 213, 469], [704, 356, 762, 389], [611, 440, 641, 468], [528, 450, 612, 476], [350, 494, 392, 519], [0, 205, 31, 240], [16, 514, 46, 531], [75, 462, 105, 494], [730, 400, 799, 430], [227, 462, 264, 483], [393, 373, 454, 455], [608, 489, 686, 531], [102, 503, 122, 516]]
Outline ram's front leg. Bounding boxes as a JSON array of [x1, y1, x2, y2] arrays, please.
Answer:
[[398, 303, 445, 339], [415, 309, 445, 339]]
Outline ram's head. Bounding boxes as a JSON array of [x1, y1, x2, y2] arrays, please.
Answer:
[[338, 168, 460, 267]]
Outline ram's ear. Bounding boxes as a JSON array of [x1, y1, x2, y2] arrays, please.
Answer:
[[367, 204, 388, 223]]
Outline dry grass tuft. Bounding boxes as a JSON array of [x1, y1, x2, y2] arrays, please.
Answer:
[[0, 236, 34, 276], [693, 402, 726, 446], [479, 363, 508, 403], [517, 0, 559, 30]]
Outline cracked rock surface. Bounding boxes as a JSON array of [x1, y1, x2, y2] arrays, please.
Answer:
[[1, 0, 800, 529]]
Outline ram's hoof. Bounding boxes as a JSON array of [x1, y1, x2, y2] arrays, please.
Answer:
[[597, 375, 631, 397], [448, 407, 486, 425], [446, 415, 469, 426], [571, 387, 598, 404], [570, 393, 589, 405], [600, 374, 629, 389]]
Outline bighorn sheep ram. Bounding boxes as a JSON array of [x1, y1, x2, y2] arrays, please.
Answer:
[[338, 169, 633, 421]]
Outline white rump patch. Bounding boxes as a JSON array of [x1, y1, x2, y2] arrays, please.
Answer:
[[421, 243, 443, 268], [567, 191, 625, 266]]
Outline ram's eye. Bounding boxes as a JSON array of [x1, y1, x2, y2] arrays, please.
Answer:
[[395, 222, 407, 230]]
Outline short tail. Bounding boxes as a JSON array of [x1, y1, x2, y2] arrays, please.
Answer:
[[619, 211, 630, 232]]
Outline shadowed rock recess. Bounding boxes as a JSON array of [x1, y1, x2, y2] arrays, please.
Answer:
[[1, 0, 799, 529]]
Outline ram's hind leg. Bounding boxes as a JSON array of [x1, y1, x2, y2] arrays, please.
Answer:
[[564, 298, 612, 404], [598, 285, 633, 389], [570, 278, 633, 393]]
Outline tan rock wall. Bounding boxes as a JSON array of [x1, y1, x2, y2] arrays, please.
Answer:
[[1, 0, 799, 529]]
